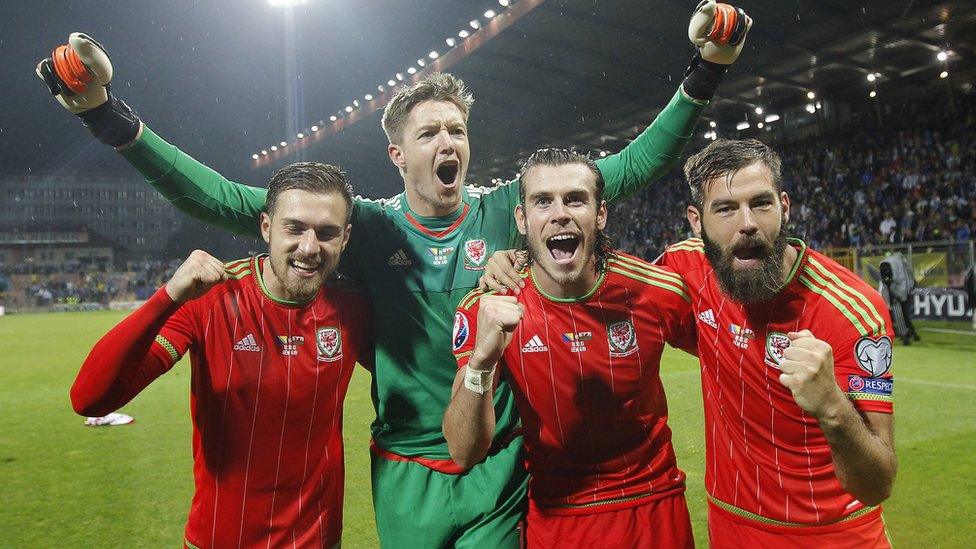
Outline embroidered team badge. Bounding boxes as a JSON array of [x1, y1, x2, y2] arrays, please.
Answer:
[[729, 323, 756, 350], [316, 327, 342, 362], [427, 246, 454, 266], [463, 239, 488, 271], [854, 336, 892, 377], [764, 332, 790, 369], [608, 320, 638, 358], [453, 312, 470, 351]]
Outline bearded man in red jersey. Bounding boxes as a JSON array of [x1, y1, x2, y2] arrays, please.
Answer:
[[655, 139, 896, 547], [72, 162, 372, 549]]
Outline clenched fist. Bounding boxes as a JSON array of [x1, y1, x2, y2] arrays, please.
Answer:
[[470, 295, 524, 371], [778, 330, 846, 418], [165, 250, 227, 304]]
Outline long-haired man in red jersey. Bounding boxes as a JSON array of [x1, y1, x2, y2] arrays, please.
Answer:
[[445, 149, 699, 548], [72, 162, 372, 549], [655, 139, 897, 548]]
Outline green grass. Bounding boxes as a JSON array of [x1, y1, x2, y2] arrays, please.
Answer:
[[1, 312, 973, 547]]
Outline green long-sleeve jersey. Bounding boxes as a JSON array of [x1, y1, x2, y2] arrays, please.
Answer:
[[119, 88, 704, 462]]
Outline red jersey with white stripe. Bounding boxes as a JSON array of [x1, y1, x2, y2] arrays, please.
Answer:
[[77, 255, 371, 548], [657, 238, 894, 528], [454, 253, 696, 515]]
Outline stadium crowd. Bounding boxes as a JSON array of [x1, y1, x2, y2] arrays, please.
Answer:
[[609, 89, 976, 260], [4, 92, 974, 309]]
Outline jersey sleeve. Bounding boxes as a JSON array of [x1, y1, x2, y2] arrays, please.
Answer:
[[470, 182, 522, 248], [452, 293, 483, 369], [595, 88, 705, 203], [71, 287, 197, 417], [664, 283, 698, 357], [118, 125, 267, 238], [832, 322, 895, 415]]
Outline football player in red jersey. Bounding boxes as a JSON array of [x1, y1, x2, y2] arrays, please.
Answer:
[[445, 149, 698, 548], [72, 162, 372, 549], [657, 139, 896, 547]]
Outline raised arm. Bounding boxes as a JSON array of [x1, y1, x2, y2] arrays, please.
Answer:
[[37, 33, 267, 238], [71, 250, 226, 416], [443, 295, 522, 470], [778, 330, 897, 505], [596, 1, 753, 202]]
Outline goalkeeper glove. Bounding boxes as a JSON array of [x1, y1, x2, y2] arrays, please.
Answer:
[[682, 1, 753, 101], [36, 33, 141, 148]]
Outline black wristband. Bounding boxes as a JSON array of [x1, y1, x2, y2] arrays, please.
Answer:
[[77, 93, 141, 148], [682, 52, 729, 102]]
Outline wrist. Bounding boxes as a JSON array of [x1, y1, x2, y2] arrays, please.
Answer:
[[468, 351, 499, 372], [463, 365, 495, 395], [163, 282, 187, 304], [813, 389, 852, 429], [681, 52, 729, 101]]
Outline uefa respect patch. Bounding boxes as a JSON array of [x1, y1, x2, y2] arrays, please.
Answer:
[[847, 375, 893, 400]]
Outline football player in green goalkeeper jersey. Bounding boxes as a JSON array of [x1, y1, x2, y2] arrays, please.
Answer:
[[38, 3, 751, 545]]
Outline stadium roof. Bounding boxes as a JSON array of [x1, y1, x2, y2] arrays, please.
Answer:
[[7, 1, 974, 198]]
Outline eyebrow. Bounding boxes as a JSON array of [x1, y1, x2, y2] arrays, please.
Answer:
[[709, 190, 777, 209], [280, 218, 342, 231]]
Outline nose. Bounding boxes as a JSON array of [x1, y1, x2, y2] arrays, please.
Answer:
[[298, 229, 319, 254], [739, 207, 759, 235], [436, 128, 455, 154], [549, 201, 571, 225]]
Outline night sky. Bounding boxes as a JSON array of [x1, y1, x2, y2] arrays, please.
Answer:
[[1, 0, 496, 188]]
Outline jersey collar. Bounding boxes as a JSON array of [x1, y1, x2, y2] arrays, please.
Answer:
[[528, 263, 608, 304], [401, 196, 470, 240], [254, 254, 321, 308], [777, 238, 809, 295]]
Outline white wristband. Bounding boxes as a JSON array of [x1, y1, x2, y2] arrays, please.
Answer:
[[464, 365, 495, 395]]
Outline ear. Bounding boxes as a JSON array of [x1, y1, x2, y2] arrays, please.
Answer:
[[780, 191, 791, 223], [515, 204, 528, 236], [339, 224, 352, 253], [388, 142, 406, 170], [596, 200, 608, 231], [686, 205, 703, 237], [260, 212, 272, 244]]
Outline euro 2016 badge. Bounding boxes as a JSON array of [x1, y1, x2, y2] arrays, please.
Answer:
[[316, 327, 342, 362], [463, 239, 488, 271], [453, 312, 470, 351], [608, 320, 638, 358]]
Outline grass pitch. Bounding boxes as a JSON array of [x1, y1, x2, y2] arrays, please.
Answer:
[[1, 311, 973, 547]]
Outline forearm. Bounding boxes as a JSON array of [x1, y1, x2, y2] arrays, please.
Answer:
[[596, 87, 705, 202], [71, 287, 181, 416], [118, 125, 267, 237], [817, 401, 897, 505], [443, 365, 497, 470]]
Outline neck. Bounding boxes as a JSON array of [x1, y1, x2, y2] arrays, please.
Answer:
[[779, 242, 800, 284], [531, 259, 600, 301], [404, 185, 462, 218]]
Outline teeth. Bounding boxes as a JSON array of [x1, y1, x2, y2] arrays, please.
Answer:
[[548, 234, 577, 242], [292, 261, 319, 270]]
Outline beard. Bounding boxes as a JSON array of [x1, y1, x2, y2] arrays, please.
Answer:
[[268, 251, 333, 302], [702, 218, 789, 304]]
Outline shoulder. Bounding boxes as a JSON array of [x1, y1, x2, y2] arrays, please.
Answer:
[[799, 250, 890, 338], [606, 252, 689, 303], [457, 286, 495, 312], [352, 193, 404, 218]]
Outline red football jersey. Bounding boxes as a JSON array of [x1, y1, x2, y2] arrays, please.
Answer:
[[78, 255, 371, 548], [454, 253, 696, 515], [657, 238, 894, 527]]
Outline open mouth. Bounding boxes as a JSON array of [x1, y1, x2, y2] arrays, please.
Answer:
[[289, 258, 322, 277], [731, 243, 765, 267], [546, 233, 580, 264], [436, 160, 460, 186]]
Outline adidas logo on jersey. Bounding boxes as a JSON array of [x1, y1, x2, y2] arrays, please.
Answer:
[[388, 249, 412, 266], [521, 335, 549, 353], [233, 334, 262, 352], [698, 309, 717, 329]]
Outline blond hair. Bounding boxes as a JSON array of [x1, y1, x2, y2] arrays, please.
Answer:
[[381, 73, 474, 144]]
